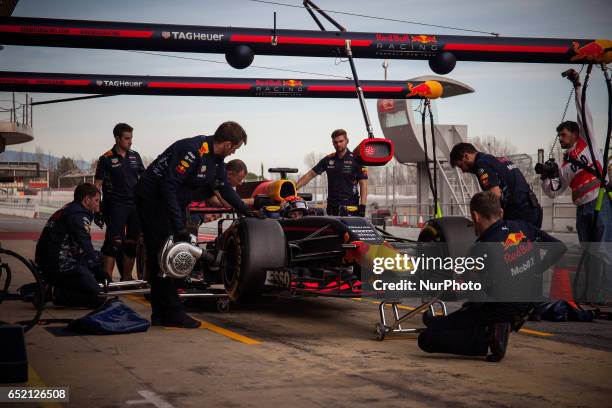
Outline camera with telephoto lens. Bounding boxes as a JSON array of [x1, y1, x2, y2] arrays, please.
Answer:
[[534, 158, 559, 180]]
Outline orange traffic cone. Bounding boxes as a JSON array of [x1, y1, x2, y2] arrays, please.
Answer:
[[549, 267, 577, 308], [392, 213, 398, 226], [417, 215, 424, 228]]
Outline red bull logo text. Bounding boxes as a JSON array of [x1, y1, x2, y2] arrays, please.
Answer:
[[255, 79, 303, 95]]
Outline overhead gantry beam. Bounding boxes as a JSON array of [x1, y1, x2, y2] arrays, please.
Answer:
[[0, 71, 472, 99], [0, 17, 610, 74]]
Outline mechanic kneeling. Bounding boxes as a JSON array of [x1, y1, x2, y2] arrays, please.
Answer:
[[134, 121, 254, 328], [35, 183, 106, 308], [418, 191, 566, 362]]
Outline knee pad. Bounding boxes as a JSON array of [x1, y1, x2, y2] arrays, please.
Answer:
[[123, 240, 138, 258], [101, 239, 122, 258]]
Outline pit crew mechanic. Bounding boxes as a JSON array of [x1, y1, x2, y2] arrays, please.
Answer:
[[418, 191, 566, 362], [295, 129, 368, 216], [94, 123, 145, 281], [206, 159, 254, 208], [35, 183, 106, 308], [537, 69, 612, 302], [134, 121, 254, 328], [450, 142, 543, 228]]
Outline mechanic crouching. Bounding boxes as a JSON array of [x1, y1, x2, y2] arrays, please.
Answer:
[[450, 142, 543, 228], [35, 183, 106, 308], [418, 191, 566, 362], [134, 121, 255, 328]]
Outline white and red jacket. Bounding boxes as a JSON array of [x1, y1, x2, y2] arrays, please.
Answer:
[[542, 85, 607, 206]]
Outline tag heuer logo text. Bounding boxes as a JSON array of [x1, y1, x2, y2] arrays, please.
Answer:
[[167, 31, 225, 41]]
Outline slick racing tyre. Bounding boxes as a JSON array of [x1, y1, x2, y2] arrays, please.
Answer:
[[222, 218, 287, 302], [418, 216, 475, 258]]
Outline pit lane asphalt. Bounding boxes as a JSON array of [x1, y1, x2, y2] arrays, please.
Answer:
[[1, 214, 611, 407]]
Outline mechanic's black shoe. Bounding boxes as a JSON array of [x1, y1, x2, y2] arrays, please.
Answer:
[[486, 322, 511, 363], [150, 314, 163, 326], [163, 313, 201, 329]]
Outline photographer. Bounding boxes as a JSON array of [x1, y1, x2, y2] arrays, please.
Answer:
[[537, 69, 611, 302]]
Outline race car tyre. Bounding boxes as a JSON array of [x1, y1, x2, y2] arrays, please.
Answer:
[[222, 218, 287, 302], [417, 216, 475, 258]]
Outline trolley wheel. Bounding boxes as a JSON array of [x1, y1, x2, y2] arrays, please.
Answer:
[[375, 322, 387, 341], [216, 299, 230, 313]]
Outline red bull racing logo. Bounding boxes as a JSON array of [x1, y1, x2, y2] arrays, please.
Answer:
[[255, 79, 304, 96], [198, 142, 209, 157], [411, 35, 437, 44], [406, 80, 443, 99], [570, 40, 612, 63], [503, 232, 533, 263], [282, 80, 303, 87], [374, 33, 439, 54], [503, 232, 527, 250]]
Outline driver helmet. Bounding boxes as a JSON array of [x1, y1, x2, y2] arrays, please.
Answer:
[[281, 195, 308, 219]]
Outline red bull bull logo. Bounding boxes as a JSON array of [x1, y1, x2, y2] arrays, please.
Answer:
[[411, 35, 437, 44], [406, 80, 443, 99], [503, 232, 527, 250], [570, 40, 612, 63], [282, 79, 303, 87]]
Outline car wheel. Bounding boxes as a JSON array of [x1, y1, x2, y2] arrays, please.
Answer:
[[221, 218, 287, 302]]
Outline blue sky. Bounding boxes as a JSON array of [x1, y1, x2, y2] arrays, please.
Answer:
[[0, 0, 610, 173]]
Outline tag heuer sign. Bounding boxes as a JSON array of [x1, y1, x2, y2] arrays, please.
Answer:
[[96, 80, 103, 86], [162, 31, 171, 39]]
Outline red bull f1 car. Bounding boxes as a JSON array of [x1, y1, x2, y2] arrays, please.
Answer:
[[167, 167, 476, 303]]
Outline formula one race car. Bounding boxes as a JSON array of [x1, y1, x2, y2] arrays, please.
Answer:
[[150, 167, 476, 303]]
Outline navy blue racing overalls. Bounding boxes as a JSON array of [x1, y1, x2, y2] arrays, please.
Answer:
[[134, 135, 251, 320], [418, 219, 565, 357], [95, 146, 145, 260], [35, 201, 105, 307], [472, 153, 543, 228], [312, 149, 368, 215]]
